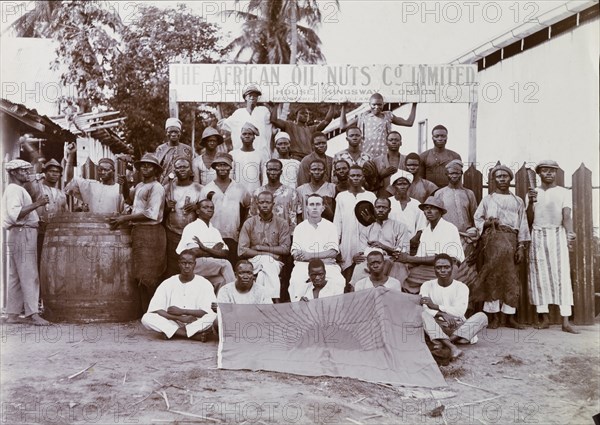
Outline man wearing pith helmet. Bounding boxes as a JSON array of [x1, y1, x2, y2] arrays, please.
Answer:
[[108, 153, 167, 312], [2, 159, 51, 326], [396, 196, 464, 294]]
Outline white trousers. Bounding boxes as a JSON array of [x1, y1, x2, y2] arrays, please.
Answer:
[[422, 311, 488, 343], [483, 300, 516, 315], [6, 227, 40, 316], [289, 262, 345, 301], [536, 304, 572, 317], [141, 312, 217, 339], [249, 255, 282, 298]]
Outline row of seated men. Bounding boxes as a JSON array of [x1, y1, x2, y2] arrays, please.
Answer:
[[142, 249, 488, 361]]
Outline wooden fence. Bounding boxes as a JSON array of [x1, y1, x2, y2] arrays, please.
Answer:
[[463, 162, 597, 325]]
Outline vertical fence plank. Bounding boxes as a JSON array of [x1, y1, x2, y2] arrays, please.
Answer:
[[571, 164, 594, 325], [515, 164, 538, 324], [487, 161, 501, 194], [463, 164, 483, 205], [82, 157, 97, 181]]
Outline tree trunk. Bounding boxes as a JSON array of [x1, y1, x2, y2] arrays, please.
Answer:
[[281, 0, 298, 120], [290, 0, 298, 65]]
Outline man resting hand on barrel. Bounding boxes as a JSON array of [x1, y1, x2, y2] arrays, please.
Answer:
[[141, 250, 217, 341]]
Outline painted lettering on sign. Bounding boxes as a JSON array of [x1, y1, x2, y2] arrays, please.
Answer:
[[169, 64, 478, 103]]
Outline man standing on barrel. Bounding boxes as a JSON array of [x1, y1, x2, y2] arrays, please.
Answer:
[[109, 154, 166, 311], [2, 160, 50, 325]]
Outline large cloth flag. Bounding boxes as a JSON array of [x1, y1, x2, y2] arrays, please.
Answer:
[[217, 287, 446, 388]]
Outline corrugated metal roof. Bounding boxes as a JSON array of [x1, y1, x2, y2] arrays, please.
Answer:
[[0, 97, 76, 142], [50, 110, 132, 154]]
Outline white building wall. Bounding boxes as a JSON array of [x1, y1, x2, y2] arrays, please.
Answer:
[[476, 20, 599, 187]]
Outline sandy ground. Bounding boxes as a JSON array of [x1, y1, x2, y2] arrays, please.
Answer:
[[1, 318, 598, 425]]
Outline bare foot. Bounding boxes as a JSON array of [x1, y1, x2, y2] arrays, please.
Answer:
[[190, 332, 209, 342], [450, 347, 464, 360], [562, 324, 580, 334], [488, 315, 499, 329], [534, 314, 549, 329], [506, 316, 525, 330], [450, 335, 470, 345], [3, 315, 27, 324], [29, 314, 50, 326]]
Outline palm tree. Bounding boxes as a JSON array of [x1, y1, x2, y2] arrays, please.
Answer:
[[224, 0, 337, 65]]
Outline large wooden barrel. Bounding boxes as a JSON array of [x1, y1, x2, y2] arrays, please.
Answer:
[[40, 213, 140, 322]]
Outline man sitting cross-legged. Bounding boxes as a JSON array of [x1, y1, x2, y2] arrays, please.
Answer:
[[420, 254, 488, 360], [176, 199, 235, 294], [141, 250, 218, 341], [354, 249, 403, 291], [295, 259, 345, 301]]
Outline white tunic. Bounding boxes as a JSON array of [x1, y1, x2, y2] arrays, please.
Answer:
[[148, 275, 216, 314], [389, 197, 427, 238], [225, 106, 272, 160], [333, 190, 377, 270]]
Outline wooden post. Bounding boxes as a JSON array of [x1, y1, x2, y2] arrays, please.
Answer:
[[571, 163, 594, 325], [463, 164, 482, 205], [169, 89, 179, 119], [515, 164, 537, 324], [467, 87, 478, 166], [487, 161, 500, 194], [190, 107, 196, 156]]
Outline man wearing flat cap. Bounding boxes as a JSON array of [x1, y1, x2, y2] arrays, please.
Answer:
[[64, 142, 123, 213], [396, 196, 464, 294], [526, 160, 579, 333], [200, 152, 251, 266], [224, 84, 272, 162], [109, 153, 166, 311], [2, 159, 50, 325], [473, 164, 530, 329], [155, 117, 193, 185]]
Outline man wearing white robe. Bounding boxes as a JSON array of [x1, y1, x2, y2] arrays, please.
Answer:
[[142, 251, 217, 340]]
